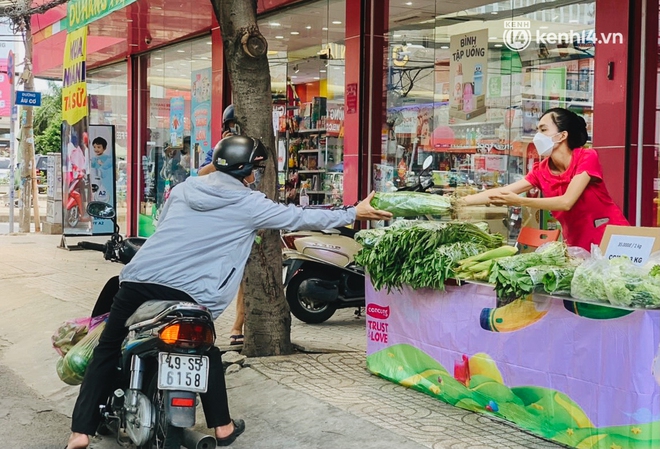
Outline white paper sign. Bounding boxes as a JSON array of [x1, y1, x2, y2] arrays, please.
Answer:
[[603, 235, 655, 266]]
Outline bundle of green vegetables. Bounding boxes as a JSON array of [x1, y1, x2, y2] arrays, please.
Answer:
[[527, 264, 577, 296], [370, 192, 453, 218], [571, 257, 660, 308], [453, 246, 519, 281], [488, 241, 568, 303], [354, 221, 504, 292]]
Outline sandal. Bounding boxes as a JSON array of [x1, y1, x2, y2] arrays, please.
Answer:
[[229, 334, 244, 345], [216, 419, 245, 446]]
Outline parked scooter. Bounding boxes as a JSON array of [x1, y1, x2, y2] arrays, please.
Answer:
[[282, 157, 436, 324], [65, 175, 85, 228], [282, 226, 364, 324], [79, 202, 217, 449]]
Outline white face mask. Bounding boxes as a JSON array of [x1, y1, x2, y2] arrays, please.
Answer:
[[533, 132, 561, 157]]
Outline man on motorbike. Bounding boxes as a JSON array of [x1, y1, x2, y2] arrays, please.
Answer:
[[65, 135, 392, 449]]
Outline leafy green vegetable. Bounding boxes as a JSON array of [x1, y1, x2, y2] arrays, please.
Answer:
[[488, 242, 568, 303], [571, 256, 660, 308], [354, 221, 503, 292], [371, 192, 453, 218]]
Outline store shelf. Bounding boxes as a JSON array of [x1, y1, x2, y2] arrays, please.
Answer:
[[295, 128, 326, 134], [448, 120, 504, 127], [298, 170, 326, 174]]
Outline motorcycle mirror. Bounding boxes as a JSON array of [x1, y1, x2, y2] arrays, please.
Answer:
[[87, 201, 116, 220], [422, 155, 433, 171]]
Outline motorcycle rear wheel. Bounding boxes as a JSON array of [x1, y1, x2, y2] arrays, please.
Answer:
[[286, 270, 337, 324], [137, 372, 183, 449], [66, 207, 80, 228]]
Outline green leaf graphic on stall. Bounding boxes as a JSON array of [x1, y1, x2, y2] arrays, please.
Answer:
[[367, 344, 660, 449]]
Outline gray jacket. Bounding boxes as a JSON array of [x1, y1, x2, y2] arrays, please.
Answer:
[[120, 171, 356, 318]]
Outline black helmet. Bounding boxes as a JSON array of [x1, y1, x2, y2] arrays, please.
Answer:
[[212, 135, 268, 179], [222, 104, 235, 125]]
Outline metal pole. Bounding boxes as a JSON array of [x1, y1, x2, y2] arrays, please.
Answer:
[[8, 61, 14, 233], [635, 0, 647, 226]]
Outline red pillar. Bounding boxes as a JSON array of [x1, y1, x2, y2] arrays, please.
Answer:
[[592, 0, 632, 217], [126, 56, 148, 237], [211, 21, 231, 145], [623, 0, 658, 226], [343, 0, 388, 205]]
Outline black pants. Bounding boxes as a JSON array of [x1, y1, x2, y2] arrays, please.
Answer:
[[71, 281, 231, 435]]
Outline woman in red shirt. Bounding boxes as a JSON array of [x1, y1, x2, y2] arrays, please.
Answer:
[[462, 107, 629, 251]]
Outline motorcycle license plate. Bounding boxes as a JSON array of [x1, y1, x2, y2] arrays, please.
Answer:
[[158, 353, 209, 393]]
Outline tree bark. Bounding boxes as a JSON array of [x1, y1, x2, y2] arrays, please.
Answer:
[[211, 0, 293, 356]]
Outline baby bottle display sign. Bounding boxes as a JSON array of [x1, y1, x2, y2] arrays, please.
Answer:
[[449, 29, 488, 122]]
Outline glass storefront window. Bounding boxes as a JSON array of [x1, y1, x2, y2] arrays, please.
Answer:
[[138, 37, 212, 237], [382, 0, 595, 238], [88, 63, 128, 231], [260, 0, 346, 206]]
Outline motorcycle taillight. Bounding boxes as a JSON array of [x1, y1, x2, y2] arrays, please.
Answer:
[[159, 320, 215, 349], [282, 235, 303, 250]]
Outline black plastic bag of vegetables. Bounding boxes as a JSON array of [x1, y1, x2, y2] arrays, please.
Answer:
[[371, 192, 452, 218], [56, 321, 106, 385]]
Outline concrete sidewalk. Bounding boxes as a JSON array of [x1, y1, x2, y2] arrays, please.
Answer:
[[0, 232, 564, 449]]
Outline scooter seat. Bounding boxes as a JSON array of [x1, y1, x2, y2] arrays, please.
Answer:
[[125, 300, 210, 328]]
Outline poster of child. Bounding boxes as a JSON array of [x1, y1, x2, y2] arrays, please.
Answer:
[[88, 125, 116, 235]]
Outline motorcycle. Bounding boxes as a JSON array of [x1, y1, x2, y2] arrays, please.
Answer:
[[65, 175, 85, 228], [282, 226, 364, 324], [79, 202, 217, 449], [281, 157, 436, 324]]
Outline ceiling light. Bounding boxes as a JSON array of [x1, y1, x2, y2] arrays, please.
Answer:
[[322, 27, 328, 31], [270, 22, 281, 26], [313, 76, 320, 80], [491, 11, 498, 14], [393, 34, 402, 38], [405, 1, 412, 4], [156, 68, 163, 71], [320, 70, 326, 73], [332, 21, 342, 24], [440, 45, 449, 49], [489, 37, 498, 40], [306, 25, 312, 29], [494, 44, 503, 47], [291, 31, 299, 35], [166, 66, 174, 69], [569, 19, 579, 23], [206, 42, 212, 45], [177, 50, 185, 53], [154, 57, 162, 60], [114, 69, 121, 72], [291, 75, 298, 78], [275, 35, 284, 39]]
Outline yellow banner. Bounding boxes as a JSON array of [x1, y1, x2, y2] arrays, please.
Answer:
[[62, 26, 88, 125]]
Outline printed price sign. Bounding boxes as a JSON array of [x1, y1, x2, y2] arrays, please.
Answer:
[[603, 234, 655, 266]]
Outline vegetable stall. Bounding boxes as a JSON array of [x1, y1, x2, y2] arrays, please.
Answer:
[[356, 215, 660, 449]]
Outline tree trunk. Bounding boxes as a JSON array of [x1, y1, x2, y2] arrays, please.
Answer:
[[211, 0, 293, 356]]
